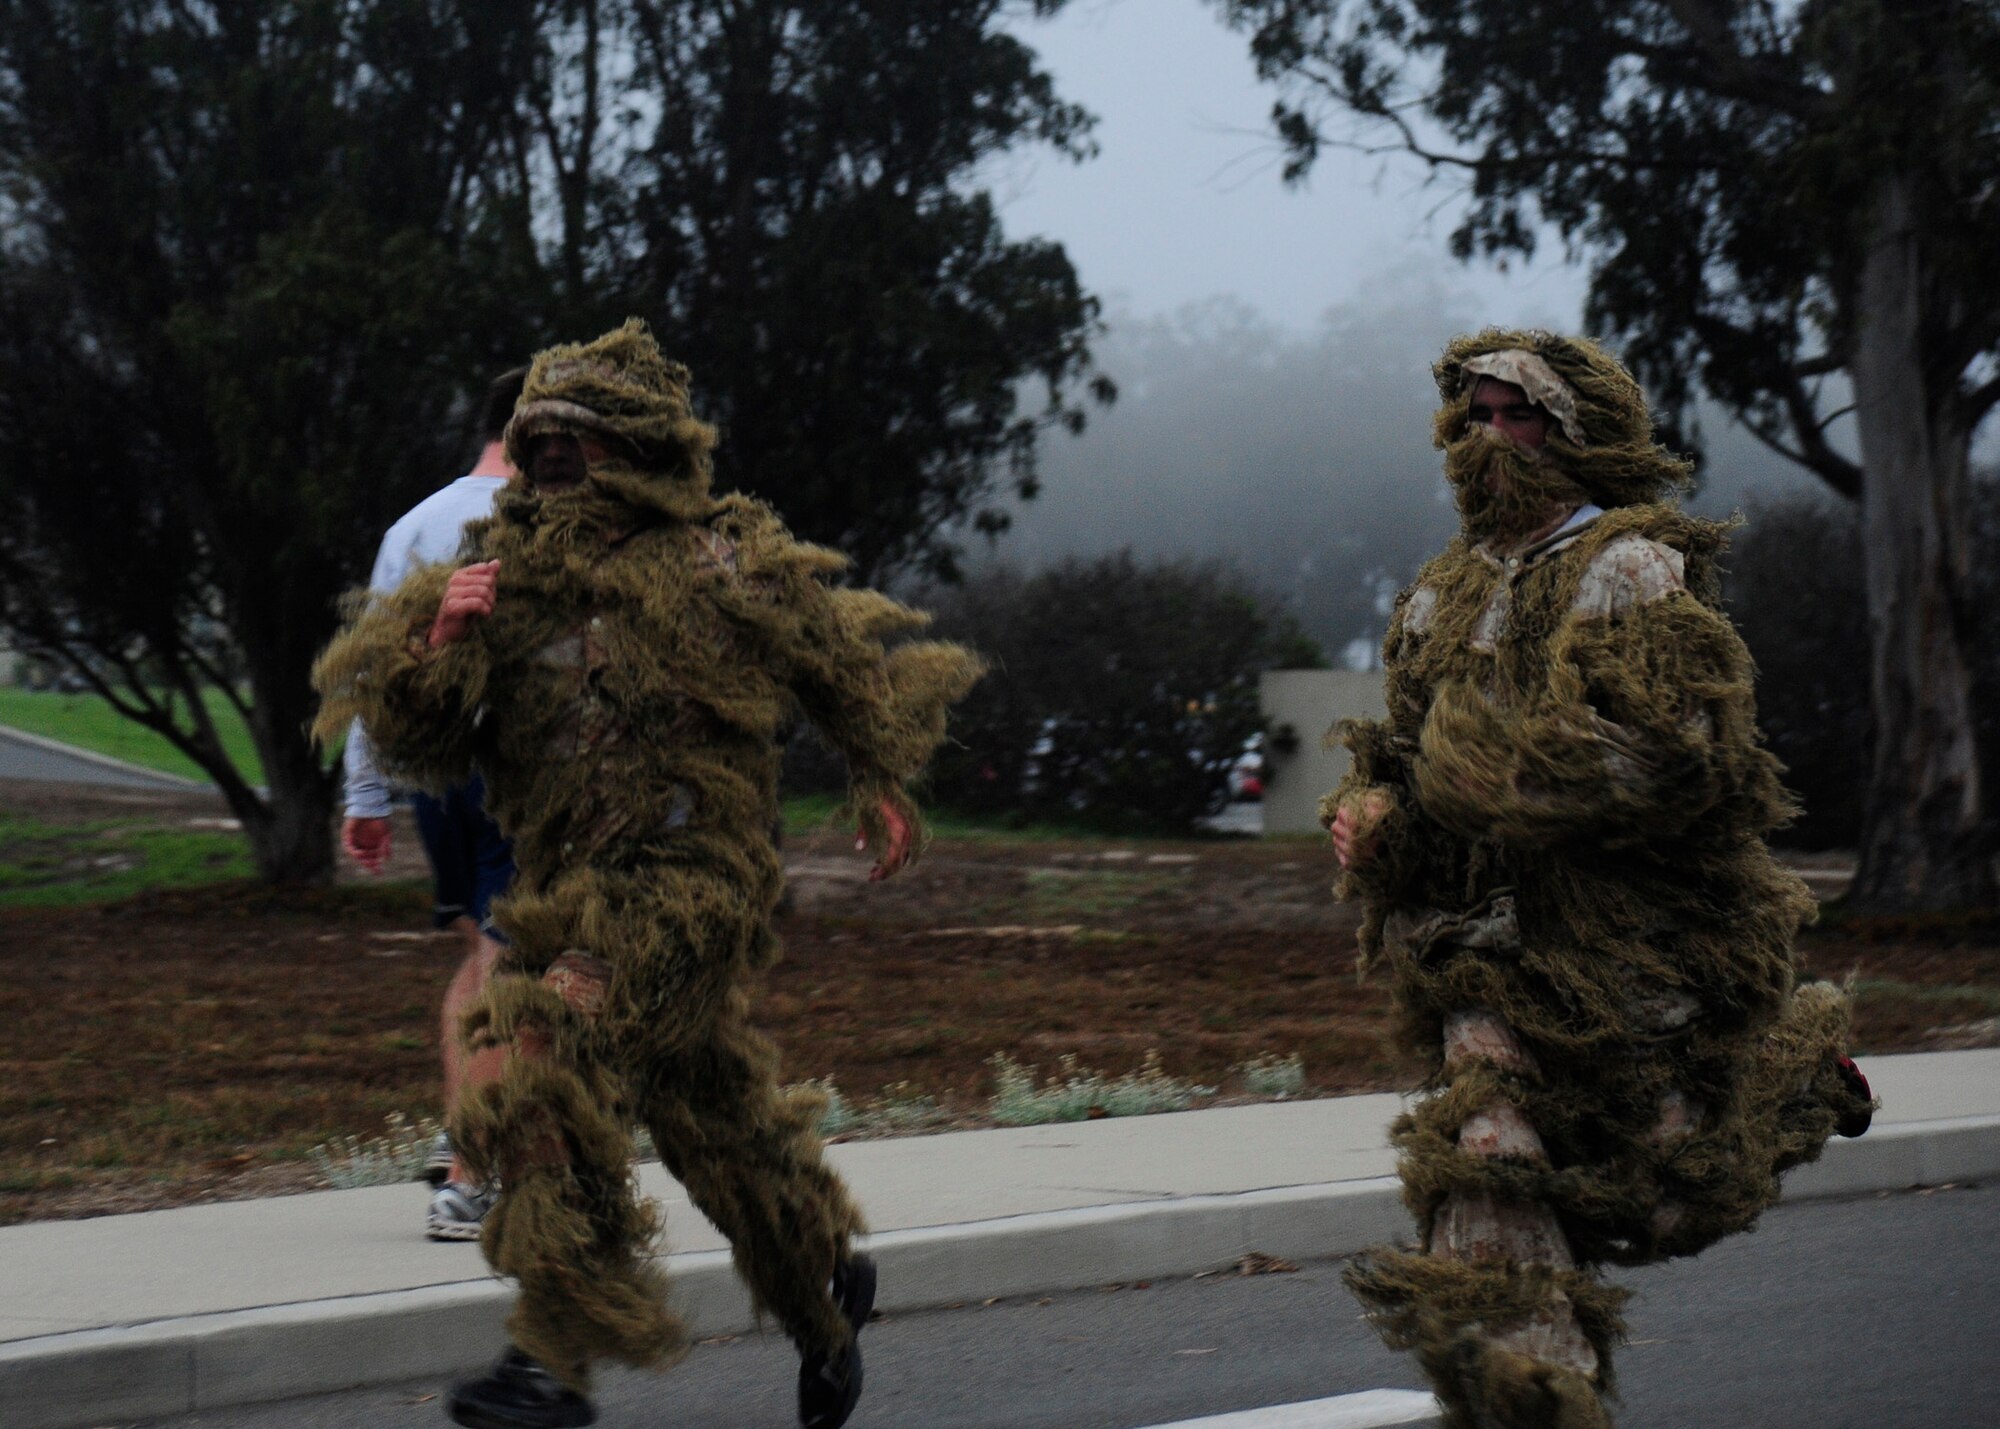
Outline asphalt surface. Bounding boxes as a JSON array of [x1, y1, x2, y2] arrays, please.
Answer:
[[132, 1183, 1997, 1429], [0, 727, 200, 789]]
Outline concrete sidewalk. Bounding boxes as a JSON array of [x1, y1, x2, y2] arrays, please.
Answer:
[[4, 1049, 1997, 1429]]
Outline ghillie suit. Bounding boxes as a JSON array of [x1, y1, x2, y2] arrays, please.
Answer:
[[314, 321, 984, 1390], [1323, 330, 1874, 1428]]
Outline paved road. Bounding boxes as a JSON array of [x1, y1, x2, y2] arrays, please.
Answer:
[[0, 726, 201, 790], [138, 1183, 1996, 1429]]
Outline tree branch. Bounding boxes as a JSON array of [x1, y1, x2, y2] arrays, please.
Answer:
[[1651, 0, 1831, 119], [1690, 312, 1863, 498]]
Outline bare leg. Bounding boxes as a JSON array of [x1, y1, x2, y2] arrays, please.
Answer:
[[441, 921, 503, 1183], [1431, 1008, 1598, 1378]]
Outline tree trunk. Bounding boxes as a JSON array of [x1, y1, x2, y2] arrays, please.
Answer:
[[1847, 174, 1998, 912], [236, 740, 337, 885], [218, 655, 338, 886]]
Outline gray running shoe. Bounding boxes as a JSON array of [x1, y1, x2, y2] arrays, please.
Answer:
[[422, 1130, 455, 1187], [427, 1180, 496, 1242]]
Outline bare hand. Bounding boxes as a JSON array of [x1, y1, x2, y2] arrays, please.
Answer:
[[342, 815, 392, 874], [856, 796, 914, 883], [428, 560, 500, 649], [1330, 790, 1391, 871]]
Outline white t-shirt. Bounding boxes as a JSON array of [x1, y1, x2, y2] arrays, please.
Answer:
[[342, 475, 508, 818]]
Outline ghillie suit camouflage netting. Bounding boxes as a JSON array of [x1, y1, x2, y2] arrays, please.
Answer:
[[1322, 330, 1873, 1428], [314, 321, 984, 1389]]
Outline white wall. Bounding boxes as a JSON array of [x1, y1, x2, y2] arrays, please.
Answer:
[[1259, 669, 1387, 835]]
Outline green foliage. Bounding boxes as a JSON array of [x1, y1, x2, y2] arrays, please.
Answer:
[[0, 688, 264, 784], [0, 0, 523, 880], [925, 554, 1324, 832], [310, 1111, 444, 1191], [1233, 1052, 1306, 1098], [1724, 495, 1870, 849], [465, 0, 1117, 583], [0, 0, 1108, 883], [986, 1050, 1214, 1125]]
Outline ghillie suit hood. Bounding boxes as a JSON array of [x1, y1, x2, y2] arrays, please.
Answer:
[[1433, 329, 1693, 542], [311, 321, 984, 1389], [499, 318, 720, 532], [1317, 334, 1869, 1429]]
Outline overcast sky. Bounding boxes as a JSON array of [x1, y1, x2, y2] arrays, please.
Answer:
[[969, 0, 1822, 620], [994, 0, 1590, 335]]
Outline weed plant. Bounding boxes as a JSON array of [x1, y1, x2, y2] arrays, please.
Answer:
[[987, 1050, 1213, 1125], [310, 1054, 1311, 1186], [1234, 1052, 1307, 1098], [310, 1111, 443, 1189]]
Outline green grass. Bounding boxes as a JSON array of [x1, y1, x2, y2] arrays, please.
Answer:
[[1850, 977, 2000, 1013], [780, 790, 1139, 843], [1018, 867, 1178, 920], [0, 688, 262, 785], [0, 813, 254, 906]]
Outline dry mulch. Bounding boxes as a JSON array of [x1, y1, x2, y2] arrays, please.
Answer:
[[2, 783, 1993, 1225]]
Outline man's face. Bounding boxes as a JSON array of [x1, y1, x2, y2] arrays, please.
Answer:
[[523, 431, 613, 492], [1443, 375, 1586, 542], [1466, 377, 1551, 451]]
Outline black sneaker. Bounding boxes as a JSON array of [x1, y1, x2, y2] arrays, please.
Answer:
[[797, 1254, 878, 1429], [1834, 1055, 1874, 1138], [448, 1347, 595, 1429]]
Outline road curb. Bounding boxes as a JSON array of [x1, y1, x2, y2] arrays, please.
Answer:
[[2, 1116, 1993, 1429]]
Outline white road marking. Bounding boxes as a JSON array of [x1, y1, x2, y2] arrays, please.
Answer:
[[1136, 1389, 1440, 1429]]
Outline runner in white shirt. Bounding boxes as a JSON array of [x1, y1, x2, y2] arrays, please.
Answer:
[[341, 367, 524, 1240]]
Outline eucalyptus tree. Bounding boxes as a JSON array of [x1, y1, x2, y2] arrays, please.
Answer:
[[1211, 0, 2000, 908]]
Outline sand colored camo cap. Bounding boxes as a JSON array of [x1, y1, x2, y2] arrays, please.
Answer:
[[504, 318, 717, 476], [1460, 349, 1587, 445]]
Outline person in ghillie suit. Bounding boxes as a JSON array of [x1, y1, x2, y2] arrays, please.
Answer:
[[1323, 330, 1875, 1428], [313, 320, 984, 1429]]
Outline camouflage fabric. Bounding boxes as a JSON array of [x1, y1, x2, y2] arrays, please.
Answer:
[[1321, 329, 1871, 1428], [314, 321, 984, 1387]]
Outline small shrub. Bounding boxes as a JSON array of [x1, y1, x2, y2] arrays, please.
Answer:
[[794, 1078, 859, 1138], [310, 1111, 443, 1189], [854, 1081, 951, 1134], [986, 1050, 1213, 1125], [925, 555, 1324, 834], [1234, 1052, 1306, 1099]]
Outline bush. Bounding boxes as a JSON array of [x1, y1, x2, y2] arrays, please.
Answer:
[[1724, 495, 1871, 848], [924, 554, 1323, 832], [1724, 483, 2000, 850], [986, 1050, 1213, 1125]]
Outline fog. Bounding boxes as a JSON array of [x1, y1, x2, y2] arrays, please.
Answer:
[[968, 0, 1835, 665], [986, 272, 1827, 665]]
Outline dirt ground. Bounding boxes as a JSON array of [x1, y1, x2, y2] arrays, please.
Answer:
[[3, 780, 1996, 1225]]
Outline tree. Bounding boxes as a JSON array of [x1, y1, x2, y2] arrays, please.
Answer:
[[1211, 0, 2000, 909], [475, 0, 1113, 582], [0, 0, 1106, 881], [925, 554, 1324, 832], [0, 1, 520, 881]]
